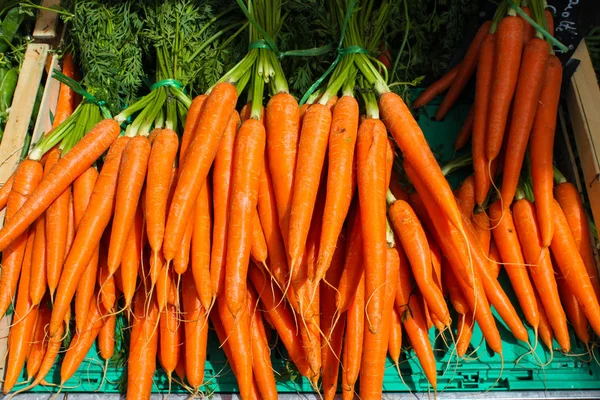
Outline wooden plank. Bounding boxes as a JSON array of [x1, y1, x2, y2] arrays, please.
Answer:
[[0, 44, 48, 207], [0, 44, 48, 376], [566, 39, 600, 230], [32, 0, 61, 40], [32, 53, 60, 146]]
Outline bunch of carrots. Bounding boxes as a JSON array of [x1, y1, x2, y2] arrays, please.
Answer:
[[414, 0, 600, 372], [0, 0, 598, 399]]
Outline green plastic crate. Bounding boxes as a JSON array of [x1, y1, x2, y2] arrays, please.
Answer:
[[17, 93, 600, 395]]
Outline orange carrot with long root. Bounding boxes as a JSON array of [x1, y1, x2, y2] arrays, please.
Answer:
[[225, 118, 265, 317], [501, 38, 550, 206], [192, 180, 212, 310], [315, 96, 359, 283], [210, 111, 240, 296], [531, 56, 562, 247], [359, 246, 399, 399], [288, 104, 332, 279], [356, 118, 388, 334], [3, 231, 39, 393], [126, 292, 159, 400], [164, 82, 237, 262], [551, 200, 600, 336], [265, 93, 300, 247], [388, 199, 450, 326], [513, 199, 570, 351], [490, 201, 539, 330], [486, 16, 524, 160], [473, 33, 496, 205], [395, 244, 437, 388], [146, 129, 179, 256], [554, 180, 600, 301]]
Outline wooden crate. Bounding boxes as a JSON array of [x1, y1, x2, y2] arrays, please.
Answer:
[[566, 39, 600, 235]]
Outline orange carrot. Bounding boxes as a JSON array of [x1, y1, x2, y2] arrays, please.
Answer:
[[225, 118, 265, 316], [52, 53, 76, 128], [217, 294, 253, 398], [454, 106, 474, 150], [412, 65, 459, 109], [336, 202, 364, 312], [380, 91, 464, 231], [488, 240, 502, 279], [27, 305, 51, 380], [192, 180, 212, 310], [388, 199, 450, 325], [556, 270, 590, 344], [29, 213, 46, 305], [473, 33, 496, 205], [3, 230, 39, 393], [486, 16, 524, 161], [359, 246, 399, 399], [60, 295, 104, 384], [98, 250, 117, 311], [210, 111, 240, 296], [519, 7, 536, 44], [471, 213, 491, 258], [251, 208, 268, 264], [356, 118, 388, 334], [99, 313, 116, 363], [126, 292, 159, 400], [436, 21, 492, 120], [456, 175, 475, 218], [247, 287, 278, 400], [388, 306, 403, 366], [108, 135, 151, 275], [73, 167, 99, 331], [531, 56, 562, 247], [554, 182, 600, 301], [257, 150, 289, 290], [121, 204, 143, 308], [551, 200, 600, 336], [173, 209, 194, 275], [341, 272, 364, 400], [265, 93, 300, 248], [394, 243, 437, 387], [513, 199, 570, 351], [490, 200, 539, 330], [315, 96, 359, 283], [288, 103, 332, 276], [456, 313, 474, 357], [443, 260, 469, 315], [0, 119, 121, 253], [182, 269, 209, 390], [146, 129, 179, 255], [159, 304, 181, 379], [501, 38, 550, 206], [164, 83, 237, 262], [179, 95, 207, 166], [320, 236, 346, 400], [0, 173, 14, 210]]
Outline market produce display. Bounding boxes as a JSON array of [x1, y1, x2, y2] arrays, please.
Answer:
[[0, 0, 599, 399]]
